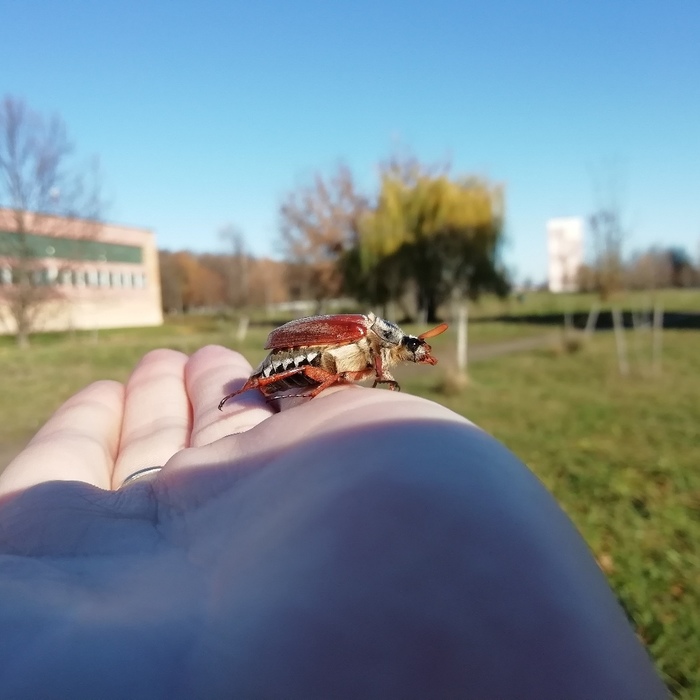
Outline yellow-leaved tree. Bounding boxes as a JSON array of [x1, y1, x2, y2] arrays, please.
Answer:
[[343, 158, 508, 321]]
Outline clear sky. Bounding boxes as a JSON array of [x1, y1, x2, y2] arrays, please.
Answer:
[[3, 0, 699, 283]]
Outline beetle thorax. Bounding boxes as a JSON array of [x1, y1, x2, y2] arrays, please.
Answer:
[[366, 313, 404, 347]]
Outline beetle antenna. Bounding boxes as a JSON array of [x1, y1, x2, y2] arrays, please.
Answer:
[[418, 322, 448, 340]]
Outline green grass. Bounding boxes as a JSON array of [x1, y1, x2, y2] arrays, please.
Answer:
[[0, 312, 698, 695], [405, 329, 700, 697]]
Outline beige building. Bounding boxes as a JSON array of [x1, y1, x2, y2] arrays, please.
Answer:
[[0, 208, 162, 333]]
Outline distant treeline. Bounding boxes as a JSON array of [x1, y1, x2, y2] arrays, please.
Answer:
[[160, 157, 509, 321], [159, 158, 699, 318], [576, 246, 700, 294]]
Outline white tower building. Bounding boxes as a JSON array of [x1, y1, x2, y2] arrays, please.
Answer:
[[547, 218, 584, 293]]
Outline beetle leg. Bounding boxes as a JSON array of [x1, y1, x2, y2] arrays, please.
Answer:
[[372, 378, 401, 391], [300, 368, 376, 398], [267, 368, 370, 400], [371, 364, 401, 391], [219, 368, 312, 409], [220, 366, 348, 408], [218, 376, 266, 410]]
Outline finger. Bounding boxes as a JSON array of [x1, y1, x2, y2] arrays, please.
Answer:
[[0, 380, 123, 497], [185, 345, 274, 448], [113, 349, 190, 488]]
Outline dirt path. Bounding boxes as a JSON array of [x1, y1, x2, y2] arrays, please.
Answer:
[[467, 333, 560, 361]]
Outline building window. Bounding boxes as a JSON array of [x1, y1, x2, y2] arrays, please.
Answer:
[[46, 265, 58, 284], [99, 270, 109, 287], [30, 268, 54, 286], [0, 267, 11, 284]]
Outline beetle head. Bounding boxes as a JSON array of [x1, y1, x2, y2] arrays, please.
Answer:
[[372, 317, 448, 365], [396, 334, 437, 364], [402, 322, 448, 364]]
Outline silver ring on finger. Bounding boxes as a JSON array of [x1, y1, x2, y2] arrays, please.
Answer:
[[121, 466, 163, 488]]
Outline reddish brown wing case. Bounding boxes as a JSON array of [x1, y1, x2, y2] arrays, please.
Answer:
[[265, 314, 368, 350]]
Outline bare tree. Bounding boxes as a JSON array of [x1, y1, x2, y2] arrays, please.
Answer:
[[278, 163, 367, 312], [589, 208, 626, 299], [0, 96, 102, 346], [158, 250, 186, 313], [219, 224, 250, 309], [588, 163, 629, 300]]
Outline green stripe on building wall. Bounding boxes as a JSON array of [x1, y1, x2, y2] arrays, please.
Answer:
[[0, 231, 143, 264]]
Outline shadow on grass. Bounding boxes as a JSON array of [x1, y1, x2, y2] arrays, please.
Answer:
[[474, 310, 700, 331]]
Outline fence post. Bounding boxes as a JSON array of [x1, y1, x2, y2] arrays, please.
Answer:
[[456, 304, 468, 375], [612, 307, 629, 376], [652, 303, 663, 374], [584, 304, 599, 339]]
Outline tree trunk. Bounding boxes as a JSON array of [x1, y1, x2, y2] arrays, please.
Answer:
[[16, 326, 30, 348], [425, 294, 439, 324]]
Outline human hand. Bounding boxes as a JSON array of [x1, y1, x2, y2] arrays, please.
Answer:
[[0, 346, 665, 698]]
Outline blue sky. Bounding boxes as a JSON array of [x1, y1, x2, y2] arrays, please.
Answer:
[[3, 0, 699, 283]]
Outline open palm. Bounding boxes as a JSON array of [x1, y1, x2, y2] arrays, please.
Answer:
[[0, 346, 664, 698]]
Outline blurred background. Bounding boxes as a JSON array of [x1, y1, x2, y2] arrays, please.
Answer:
[[1, 1, 698, 695]]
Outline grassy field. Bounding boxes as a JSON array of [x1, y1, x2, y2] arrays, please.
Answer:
[[405, 330, 700, 697], [0, 296, 698, 695]]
